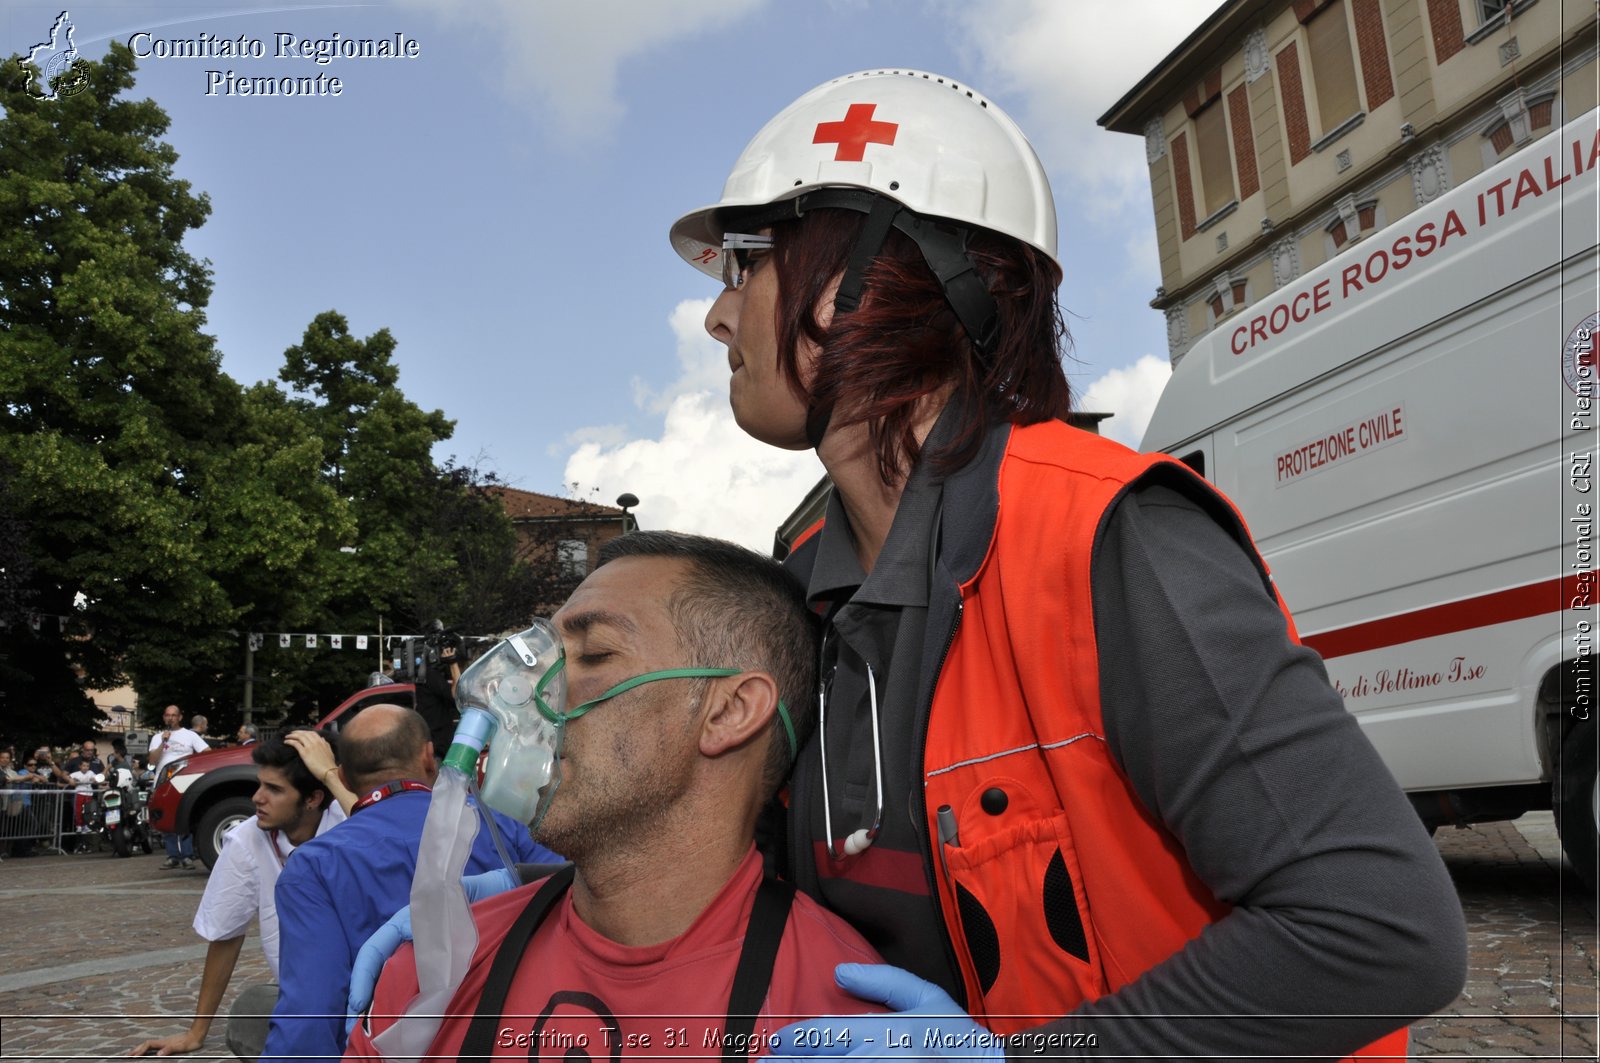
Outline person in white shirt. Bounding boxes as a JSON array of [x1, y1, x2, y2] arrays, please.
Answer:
[[147, 705, 210, 869], [128, 730, 355, 1059], [68, 762, 103, 852]]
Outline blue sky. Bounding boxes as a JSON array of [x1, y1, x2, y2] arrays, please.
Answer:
[[5, 0, 1220, 550]]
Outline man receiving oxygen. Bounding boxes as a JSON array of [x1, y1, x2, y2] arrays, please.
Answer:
[[345, 531, 884, 1062]]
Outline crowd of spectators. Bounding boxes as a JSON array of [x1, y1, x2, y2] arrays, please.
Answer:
[[1, 744, 88, 857], [0, 714, 252, 859]]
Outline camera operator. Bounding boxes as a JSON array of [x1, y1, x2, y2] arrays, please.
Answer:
[[403, 622, 470, 758]]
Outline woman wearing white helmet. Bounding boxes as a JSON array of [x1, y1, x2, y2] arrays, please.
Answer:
[[679, 70, 1465, 1060]]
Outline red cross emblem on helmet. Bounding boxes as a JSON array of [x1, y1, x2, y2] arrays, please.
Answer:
[[813, 103, 898, 162]]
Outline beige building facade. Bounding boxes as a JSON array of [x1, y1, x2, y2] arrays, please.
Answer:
[[1100, 0, 1597, 364]]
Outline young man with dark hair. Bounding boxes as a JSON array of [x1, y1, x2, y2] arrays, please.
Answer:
[[346, 532, 880, 1062], [263, 706, 555, 1063], [129, 731, 350, 1059]]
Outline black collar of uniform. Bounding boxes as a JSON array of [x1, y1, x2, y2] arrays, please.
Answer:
[[805, 398, 971, 610]]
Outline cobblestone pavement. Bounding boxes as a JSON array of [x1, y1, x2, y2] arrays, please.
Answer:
[[1413, 813, 1598, 1060], [0, 816, 1594, 1060], [0, 844, 267, 1062]]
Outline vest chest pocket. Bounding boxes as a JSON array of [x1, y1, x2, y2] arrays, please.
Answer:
[[938, 808, 1108, 1031]]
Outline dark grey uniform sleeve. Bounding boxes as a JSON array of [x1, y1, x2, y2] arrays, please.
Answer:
[[1008, 483, 1465, 1062]]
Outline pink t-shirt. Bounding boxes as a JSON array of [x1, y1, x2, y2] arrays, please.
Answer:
[[346, 846, 884, 1061]]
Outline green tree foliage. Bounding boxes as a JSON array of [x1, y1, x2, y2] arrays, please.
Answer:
[[0, 45, 554, 740], [269, 314, 543, 723], [0, 44, 346, 739], [405, 461, 547, 637]]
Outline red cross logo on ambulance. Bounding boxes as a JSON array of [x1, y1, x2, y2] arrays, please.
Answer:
[[1565, 312, 1599, 395]]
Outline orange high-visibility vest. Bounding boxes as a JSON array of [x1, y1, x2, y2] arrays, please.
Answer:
[[906, 421, 1408, 1059]]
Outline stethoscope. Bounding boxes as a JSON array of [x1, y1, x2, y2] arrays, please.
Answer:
[[816, 622, 885, 860], [814, 486, 944, 861]]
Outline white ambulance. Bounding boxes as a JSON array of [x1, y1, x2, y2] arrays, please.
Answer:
[[1142, 111, 1599, 888]]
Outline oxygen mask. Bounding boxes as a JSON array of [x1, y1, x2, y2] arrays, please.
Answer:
[[447, 619, 568, 830]]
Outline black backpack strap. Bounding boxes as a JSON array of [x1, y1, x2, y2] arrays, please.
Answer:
[[513, 861, 572, 885], [457, 863, 576, 1062], [720, 876, 796, 1063]]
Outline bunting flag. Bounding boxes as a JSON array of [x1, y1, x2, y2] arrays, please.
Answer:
[[246, 631, 429, 650]]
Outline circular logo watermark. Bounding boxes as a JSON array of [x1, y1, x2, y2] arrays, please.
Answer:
[[1564, 311, 1598, 395], [42, 53, 89, 98]]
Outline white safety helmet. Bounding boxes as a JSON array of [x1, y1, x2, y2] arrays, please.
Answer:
[[670, 68, 1059, 280]]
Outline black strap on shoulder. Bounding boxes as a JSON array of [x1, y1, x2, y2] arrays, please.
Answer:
[[720, 876, 796, 1063], [457, 863, 576, 1062], [512, 861, 572, 885], [452, 866, 792, 1063]]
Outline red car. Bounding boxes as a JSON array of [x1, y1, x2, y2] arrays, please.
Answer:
[[146, 684, 416, 869]]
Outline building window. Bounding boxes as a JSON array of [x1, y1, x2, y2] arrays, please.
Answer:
[[1208, 273, 1250, 322], [1325, 196, 1380, 250], [558, 539, 588, 577], [1484, 90, 1557, 156], [1193, 96, 1236, 219], [1305, 0, 1363, 134]]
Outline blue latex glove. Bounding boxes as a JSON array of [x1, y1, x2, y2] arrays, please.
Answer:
[[770, 963, 1004, 1061], [343, 866, 519, 1035]]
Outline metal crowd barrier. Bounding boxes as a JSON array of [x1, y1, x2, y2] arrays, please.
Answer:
[[0, 786, 73, 856]]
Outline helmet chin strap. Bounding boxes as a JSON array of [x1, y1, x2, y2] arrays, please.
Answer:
[[772, 190, 1000, 451], [804, 404, 835, 451], [802, 194, 897, 449]]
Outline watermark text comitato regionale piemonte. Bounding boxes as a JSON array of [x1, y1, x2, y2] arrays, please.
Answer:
[[128, 29, 422, 97]]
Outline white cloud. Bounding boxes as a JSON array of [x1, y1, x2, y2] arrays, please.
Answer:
[[1076, 354, 1172, 449], [563, 298, 824, 552], [630, 299, 734, 413], [397, 0, 765, 145], [947, 0, 1219, 213]]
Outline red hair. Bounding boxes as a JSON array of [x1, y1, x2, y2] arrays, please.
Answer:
[[764, 207, 1072, 483]]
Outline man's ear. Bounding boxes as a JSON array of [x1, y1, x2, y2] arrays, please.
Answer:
[[699, 672, 780, 759], [419, 742, 439, 779]]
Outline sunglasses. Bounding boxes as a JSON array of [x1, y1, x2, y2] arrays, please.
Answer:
[[720, 233, 773, 291]]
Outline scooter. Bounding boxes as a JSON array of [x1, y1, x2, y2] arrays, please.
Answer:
[[96, 766, 152, 857]]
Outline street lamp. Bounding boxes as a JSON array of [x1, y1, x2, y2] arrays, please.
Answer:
[[616, 493, 639, 533]]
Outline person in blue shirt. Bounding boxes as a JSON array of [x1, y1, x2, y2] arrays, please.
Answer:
[[259, 703, 556, 1063]]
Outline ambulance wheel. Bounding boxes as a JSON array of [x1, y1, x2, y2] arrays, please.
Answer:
[[1555, 718, 1598, 896]]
